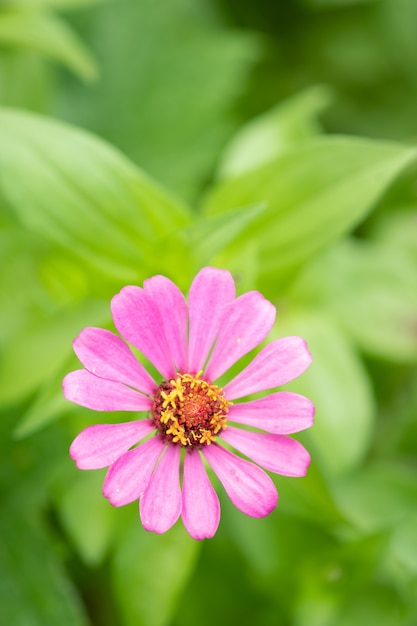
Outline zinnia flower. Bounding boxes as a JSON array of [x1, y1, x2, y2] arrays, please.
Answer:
[[63, 267, 314, 539]]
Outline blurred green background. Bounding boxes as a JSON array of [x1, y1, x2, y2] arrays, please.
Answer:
[[1, 0, 417, 624]]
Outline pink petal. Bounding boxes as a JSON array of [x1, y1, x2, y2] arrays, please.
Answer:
[[221, 427, 310, 477], [73, 327, 157, 395], [111, 286, 175, 378], [228, 391, 314, 434], [188, 267, 236, 373], [144, 275, 188, 373], [203, 444, 278, 518], [205, 291, 276, 382], [224, 336, 312, 400], [140, 444, 182, 534], [69, 419, 155, 469], [182, 450, 220, 540], [103, 436, 165, 506], [63, 370, 152, 412]]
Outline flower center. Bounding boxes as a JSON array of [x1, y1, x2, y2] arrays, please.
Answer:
[[151, 372, 230, 447]]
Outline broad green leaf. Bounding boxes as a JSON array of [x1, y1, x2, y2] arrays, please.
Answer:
[[56, 471, 117, 566], [183, 202, 266, 267], [203, 137, 417, 292], [0, 297, 108, 405], [275, 312, 375, 475], [55, 0, 261, 201], [113, 517, 200, 626], [0, 10, 97, 80], [0, 499, 88, 626], [218, 85, 332, 179], [0, 109, 191, 281], [291, 240, 417, 362]]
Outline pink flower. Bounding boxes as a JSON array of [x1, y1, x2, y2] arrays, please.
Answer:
[[63, 267, 313, 539]]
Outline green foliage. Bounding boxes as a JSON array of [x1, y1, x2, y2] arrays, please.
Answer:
[[113, 518, 200, 626], [0, 9, 97, 80], [0, 501, 88, 626], [204, 135, 416, 291], [1, 0, 417, 624], [276, 313, 375, 476]]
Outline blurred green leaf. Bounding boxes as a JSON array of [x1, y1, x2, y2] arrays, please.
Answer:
[[0, 498, 88, 626], [185, 202, 267, 267], [276, 461, 345, 527], [372, 209, 417, 260], [0, 9, 97, 80], [335, 585, 406, 626], [218, 85, 333, 179], [302, 0, 376, 7], [13, 381, 72, 438], [113, 518, 200, 626], [0, 297, 108, 405], [0, 229, 49, 343], [0, 109, 191, 281], [56, 471, 117, 566], [332, 462, 417, 534], [203, 137, 417, 292], [276, 312, 375, 475], [390, 514, 417, 577], [56, 0, 261, 201], [4, 0, 107, 6], [291, 239, 417, 362]]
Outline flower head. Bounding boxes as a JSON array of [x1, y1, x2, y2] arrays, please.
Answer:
[[63, 267, 314, 539]]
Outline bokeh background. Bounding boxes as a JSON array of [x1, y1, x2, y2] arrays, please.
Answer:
[[1, 1, 417, 625]]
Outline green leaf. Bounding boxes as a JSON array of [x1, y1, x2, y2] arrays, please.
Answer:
[[55, 0, 261, 201], [203, 137, 417, 292], [0, 109, 191, 281], [4, 0, 107, 7], [291, 240, 417, 362], [218, 85, 333, 179], [13, 381, 71, 438], [113, 517, 200, 626], [0, 297, 109, 405], [332, 462, 417, 534], [0, 499, 88, 626], [181, 202, 267, 267], [275, 312, 375, 475], [0, 10, 97, 80], [390, 514, 417, 577], [372, 209, 417, 261], [56, 471, 117, 566]]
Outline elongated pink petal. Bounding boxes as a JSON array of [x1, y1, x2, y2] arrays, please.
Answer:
[[188, 267, 236, 373], [111, 286, 174, 378], [73, 327, 157, 395], [144, 275, 188, 373], [205, 291, 276, 382], [221, 427, 310, 476], [228, 392, 314, 434], [103, 436, 165, 506], [70, 420, 155, 469], [182, 451, 220, 539], [63, 370, 152, 412], [224, 337, 312, 400], [140, 444, 182, 534], [203, 444, 278, 518]]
